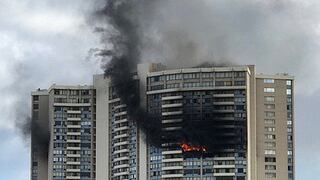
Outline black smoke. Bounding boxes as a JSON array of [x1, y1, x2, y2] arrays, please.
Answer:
[[94, 0, 162, 146], [92, 0, 240, 149], [92, 0, 318, 153], [21, 116, 49, 160]]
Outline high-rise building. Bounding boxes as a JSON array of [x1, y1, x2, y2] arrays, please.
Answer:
[[31, 64, 295, 180], [31, 89, 49, 180], [31, 85, 96, 180], [255, 75, 295, 180]]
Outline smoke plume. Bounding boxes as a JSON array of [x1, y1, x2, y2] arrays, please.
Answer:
[[94, 0, 162, 146], [93, 0, 320, 149]]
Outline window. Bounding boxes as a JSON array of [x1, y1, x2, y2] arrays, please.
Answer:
[[265, 142, 276, 148], [202, 81, 213, 87], [287, 89, 292, 95], [265, 111, 275, 117], [265, 134, 276, 140], [286, 80, 292, 86], [234, 72, 246, 78], [265, 165, 276, 170], [33, 104, 39, 110], [54, 90, 60, 95], [264, 88, 275, 93], [265, 119, 275, 124], [202, 73, 213, 78], [265, 96, 275, 102], [183, 73, 200, 79], [33, 96, 39, 101], [265, 157, 276, 162], [265, 104, 275, 109], [265, 172, 276, 178], [215, 81, 232, 86], [265, 150, 276, 155], [235, 81, 245, 86], [264, 79, 275, 83], [216, 72, 233, 78], [265, 127, 276, 132]]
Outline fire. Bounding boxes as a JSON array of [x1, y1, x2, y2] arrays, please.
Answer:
[[180, 143, 207, 152]]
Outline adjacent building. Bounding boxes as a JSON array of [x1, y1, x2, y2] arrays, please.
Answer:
[[31, 64, 295, 180]]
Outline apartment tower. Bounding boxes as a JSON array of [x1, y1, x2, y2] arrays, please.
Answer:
[[31, 64, 295, 180]]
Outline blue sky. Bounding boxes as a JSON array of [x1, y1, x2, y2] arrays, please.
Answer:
[[1, 0, 320, 179]]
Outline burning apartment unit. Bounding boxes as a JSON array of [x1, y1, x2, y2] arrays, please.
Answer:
[[31, 64, 295, 180]]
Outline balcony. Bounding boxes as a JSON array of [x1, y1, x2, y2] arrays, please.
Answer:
[[113, 133, 129, 140], [162, 96, 183, 101], [113, 141, 129, 147], [66, 176, 80, 180], [113, 156, 129, 162], [67, 117, 81, 121], [66, 139, 81, 143], [162, 119, 183, 124], [113, 171, 129, 177], [113, 164, 130, 170], [162, 103, 183, 108], [114, 119, 128, 124], [161, 174, 183, 178], [114, 111, 127, 117], [162, 111, 183, 116], [66, 146, 81, 150], [67, 125, 81, 128], [67, 132, 81, 136], [54, 102, 91, 107], [162, 150, 182, 155], [114, 126, 129, 132], [162, 158, 183, 163], [114, 149, 129, 155], [67, 110, 81, 114]]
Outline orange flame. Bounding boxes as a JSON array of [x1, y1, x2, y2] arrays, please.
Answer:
[[180, 143, 207, 152]]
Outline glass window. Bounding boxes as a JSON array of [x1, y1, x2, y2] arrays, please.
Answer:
[[264, 79, 275, 83], [265, 165, 276, 170], [287, 89, 292, 95], [286, 80, 292, 86], [264, 149, 276, 155], [216, 72, 233, 78], [265, 142, 276, 148], [265, 134, 276, 140], [265, 173, 276, 178], [265, 119, 275, 124], [265, 157, 276, 162], [265, 96, 275, 102], [265, 104, 275, 109], [264, 88, 275, 93], [265, 111, 275, 117], [234, 72, 246, 78], [33, 96, 39, 101], [265, 127, 276, 132]]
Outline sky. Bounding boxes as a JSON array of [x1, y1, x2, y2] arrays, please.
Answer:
[[0, 0, 319, 179]]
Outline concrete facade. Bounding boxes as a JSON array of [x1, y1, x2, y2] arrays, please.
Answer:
[[31, 90, 49, 180], [256, 75, 295, 180]]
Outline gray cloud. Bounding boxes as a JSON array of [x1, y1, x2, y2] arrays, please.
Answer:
[[0, 1, 102, 179], [0, 0, 319, 179]]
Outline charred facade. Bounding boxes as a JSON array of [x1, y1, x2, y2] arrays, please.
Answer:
[[146, 66, 252, 180]]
